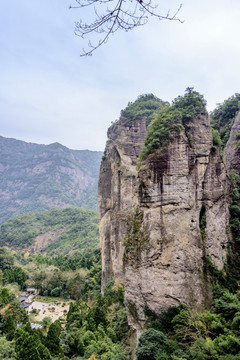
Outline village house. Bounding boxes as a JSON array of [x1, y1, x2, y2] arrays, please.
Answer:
[[26, 288, 38, 296]]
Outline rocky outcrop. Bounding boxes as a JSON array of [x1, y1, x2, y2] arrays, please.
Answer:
[[98, 111, 231, 339]]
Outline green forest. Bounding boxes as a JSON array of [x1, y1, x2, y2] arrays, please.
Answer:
[[0, 242, 129, 360]]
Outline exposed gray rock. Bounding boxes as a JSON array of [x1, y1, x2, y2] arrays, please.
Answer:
[[99, 112, 230, 340], [99, 117, 147, 291]]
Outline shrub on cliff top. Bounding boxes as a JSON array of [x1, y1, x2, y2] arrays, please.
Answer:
[[173, 87, 207, 124], [211, 93, 240, 145], [139, 88, 207, 160], [120, 94, 168, 125]]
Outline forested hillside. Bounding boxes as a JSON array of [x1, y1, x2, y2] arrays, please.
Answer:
[[0, 136, 102, 224], [0, 207, 99, 256], [0, 244, 129, 359], [0, 216, 129, 359]]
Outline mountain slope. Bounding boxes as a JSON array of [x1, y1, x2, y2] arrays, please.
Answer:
[[0, 136, 102, 224], [0, 206, 99, 255]]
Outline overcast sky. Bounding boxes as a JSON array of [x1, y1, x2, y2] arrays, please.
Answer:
[[1, 0, 240, 151]]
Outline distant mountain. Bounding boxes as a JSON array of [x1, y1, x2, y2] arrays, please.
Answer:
[[0, 136, 103, 224]]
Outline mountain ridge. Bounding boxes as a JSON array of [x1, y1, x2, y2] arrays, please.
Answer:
[[0, 135, 103, 224]]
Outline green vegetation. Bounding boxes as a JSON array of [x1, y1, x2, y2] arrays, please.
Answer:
[[0, 204, 102, 301], [0, 287, 28, 325], [211, 127, 222, 152], [229, 172, 240, 244], [123, 207, 148, 253], [0, 246, 101, 300], [0, 215, 127, 358], [32, 250, 101, 300], [120, 94, 168, 125], [136, 328, 166, 360], [0, 207, 99, 255], [211, 93, 240, 146], [0, 247, 28, 290], [60, 279, 129, 359], [0, 210, 129, 359], [139, 88, 207, 160], [135, 291, 240, 359], [0, 206, 101, 301], [0, 278, 129, 360], [36, 248, 101, 272], [0, 336, 16, 359]]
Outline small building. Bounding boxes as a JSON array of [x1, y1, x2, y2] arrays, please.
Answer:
[[26, 288, 38, 296], [22, 302, 32, 313]]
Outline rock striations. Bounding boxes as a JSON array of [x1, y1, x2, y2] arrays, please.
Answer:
[[98, 94, 237, 340]]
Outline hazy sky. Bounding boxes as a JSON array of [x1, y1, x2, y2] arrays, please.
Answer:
[[1, 0, 240, 151]]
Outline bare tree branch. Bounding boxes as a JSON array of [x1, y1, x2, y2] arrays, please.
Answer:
[[69, 0, 183, 56]]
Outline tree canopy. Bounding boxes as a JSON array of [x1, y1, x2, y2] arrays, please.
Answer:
[[211, 93, 240, 145], [121, 93, 168, 125]]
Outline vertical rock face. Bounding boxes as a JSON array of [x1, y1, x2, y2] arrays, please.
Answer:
[[98, 117, 148, 290], [224, 112, 240, 173], [98, 111, 230, 338]]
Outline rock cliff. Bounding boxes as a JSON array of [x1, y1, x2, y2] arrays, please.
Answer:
[[99, 93, 236, 340], [99, 116, 148, 291]]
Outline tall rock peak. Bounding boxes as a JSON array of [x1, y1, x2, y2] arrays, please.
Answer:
[[98, 92, 233, 340]]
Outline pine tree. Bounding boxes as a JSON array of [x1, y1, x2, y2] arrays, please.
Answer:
[[37, 343, 52, 360], [15, 332, 41, 360], [45, 323, 61, 355], [3, 315, 16, 340]]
